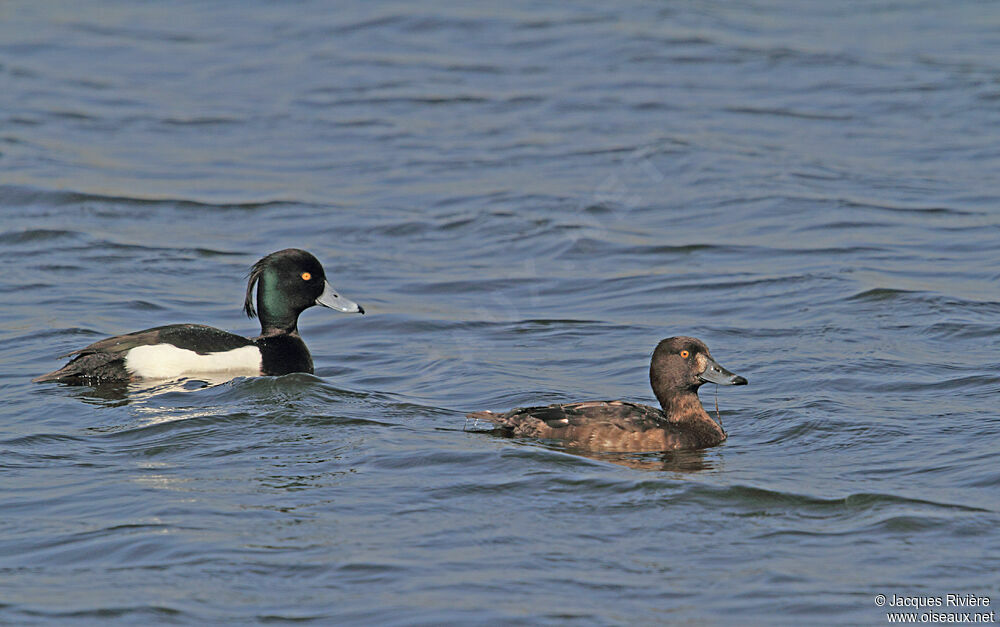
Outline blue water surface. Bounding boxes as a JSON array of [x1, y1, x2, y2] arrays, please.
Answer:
[[1, 1, 999, 624]]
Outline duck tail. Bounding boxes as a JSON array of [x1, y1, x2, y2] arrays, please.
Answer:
[[32, 368, 69, 383], [464, 410, 502, 431]]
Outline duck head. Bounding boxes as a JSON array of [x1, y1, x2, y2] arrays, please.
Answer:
[[244, 248, 364, 334], [649, 336, 747, 409]]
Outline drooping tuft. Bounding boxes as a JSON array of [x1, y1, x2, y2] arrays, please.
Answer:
[[243, 256, 267, 319]]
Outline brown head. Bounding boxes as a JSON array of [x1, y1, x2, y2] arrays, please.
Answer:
[[649, 337, 747, 410]]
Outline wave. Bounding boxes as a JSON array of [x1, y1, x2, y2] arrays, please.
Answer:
[[0, 184, 321, 211]]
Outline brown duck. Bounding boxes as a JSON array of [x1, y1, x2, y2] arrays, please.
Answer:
[[467, 337, 747, 452]]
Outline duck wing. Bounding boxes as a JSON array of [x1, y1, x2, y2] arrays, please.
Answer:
[[62, 324, 252, 358], [468, 400, 666, 433], [467, 401, 715, 452], [35, 324, 252, 382]]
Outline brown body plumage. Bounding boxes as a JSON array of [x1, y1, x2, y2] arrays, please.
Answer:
[[467, 337, 747, 453]]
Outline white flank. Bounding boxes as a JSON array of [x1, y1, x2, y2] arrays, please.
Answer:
[[124, 344, 262, 379]]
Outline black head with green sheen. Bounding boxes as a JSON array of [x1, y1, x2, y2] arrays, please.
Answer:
[[243, 249, 363, 334]]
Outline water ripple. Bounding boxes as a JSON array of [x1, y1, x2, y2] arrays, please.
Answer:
[[2, 0, 998, 623]]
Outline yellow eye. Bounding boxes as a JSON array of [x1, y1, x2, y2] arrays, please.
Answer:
[[680, 350, 690, 358], [301, 272, 312, 281]]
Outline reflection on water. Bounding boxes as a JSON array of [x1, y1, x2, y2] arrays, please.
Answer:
[[558, 445, 717, 472], [468, 419, 722, 471], [57, 375, 237, 406]]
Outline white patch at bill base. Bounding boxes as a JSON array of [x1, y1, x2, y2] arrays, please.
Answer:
[[124, 344, 262, 379]]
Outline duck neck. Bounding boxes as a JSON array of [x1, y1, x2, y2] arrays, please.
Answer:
[[258, 313, 299, 336], [257, 279, 301, 335], [657, 390, 726, 444]]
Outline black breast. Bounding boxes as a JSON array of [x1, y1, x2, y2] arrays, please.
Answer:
[[254, 334, 314, 375]]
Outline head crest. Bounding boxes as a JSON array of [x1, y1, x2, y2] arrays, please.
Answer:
[[243, 256, 268, 319]]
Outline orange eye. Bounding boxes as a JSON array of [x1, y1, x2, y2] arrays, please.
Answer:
[[301, 272, 312, 281], [680, 350, 690, 358]]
